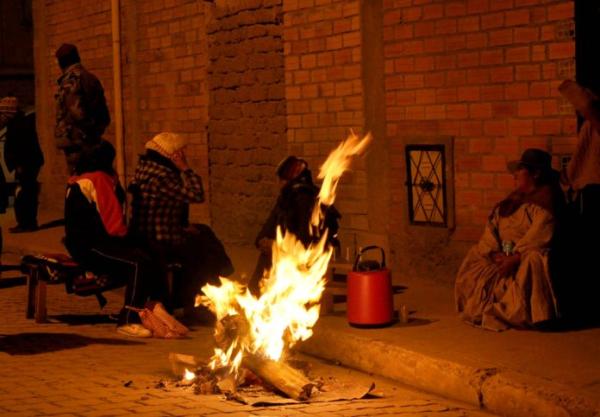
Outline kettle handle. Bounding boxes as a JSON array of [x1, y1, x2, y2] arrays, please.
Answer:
[[353, 245, 386, 271]]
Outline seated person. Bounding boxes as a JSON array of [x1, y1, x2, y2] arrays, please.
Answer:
[[249, 156, 340, 295], [455, 149, 564, 331], [64, 140, 159, 337], [128, 132, 233, 315]]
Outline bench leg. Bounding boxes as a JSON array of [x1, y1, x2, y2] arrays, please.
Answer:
[[35, 279, 47, 323], [321, 290, 334, 315], [26, 267, 38, 319]]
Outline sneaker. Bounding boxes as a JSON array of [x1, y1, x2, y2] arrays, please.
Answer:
[[117, 323, 152, 338]]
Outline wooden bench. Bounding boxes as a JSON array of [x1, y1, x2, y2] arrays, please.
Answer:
[[21, 253, 88, 323], [21, 253, 182, 323]]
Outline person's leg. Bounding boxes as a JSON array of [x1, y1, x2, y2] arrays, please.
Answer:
[[13, 167, 40, 230], [85, 242, 156, 327]]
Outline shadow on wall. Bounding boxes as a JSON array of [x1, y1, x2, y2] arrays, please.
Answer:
[[0, 332, 143, 355]]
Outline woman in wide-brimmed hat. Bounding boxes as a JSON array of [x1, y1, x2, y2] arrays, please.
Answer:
[[455, 148, 565, 331]]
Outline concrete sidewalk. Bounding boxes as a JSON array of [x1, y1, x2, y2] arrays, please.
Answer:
[[2, 209, 599, 417]]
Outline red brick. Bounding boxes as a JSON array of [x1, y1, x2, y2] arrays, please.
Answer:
[[515, 64, 540, 81], [509, 119, 534, 135], [447, 104, 469, 119], [446, 1, 467, 17], [492, 102, 517, 117], [457, 155, 483, 172], [547, 3, 574, 21], [514, 27, 539, 43], [460, 120, 484, 136], [423, 4, 444, 20], [543, 99, 558, 116], [469, 103, 493, 118], [534, 119, 562, 135], [436, 18, 458, 35], [458, 16, 480, 32], [447, 34, 468, 51], [481, 85, 505, 100], [518, 100, 543, 117], [467, 68, 490, 84], [466, 32, 488, 49], [448, 70, 467, 85], [548, 41, 575, 60], [530, 81, 550, 98], [490, 66, 514, 82], [425, 72, 445, 87], [531, 45, 547, 61], [394, 24, 414, 40], [436, 55, 457, 70], [384, 10, 402, 26], [506, 46, 530, 63], [438, 87, 458, 102], [484, 120, 507, 136], [482, 154, 507, 172], [414, 21, 435, 37], [423, 38, 445, 53], [403, 6, 423, 22], [480, 49, 503, 65], [469, 137, 494, 153], [489, 0, 514, 11], [489, 28, 513, 46], [471, 172, 495, 188], [414, 56, 435, 71], [467, 0, 489, 14], [481, 12, 505, 30], [458, 51, 479, 67], [531, 6, 546, 23], [505, 9, 530, 26]]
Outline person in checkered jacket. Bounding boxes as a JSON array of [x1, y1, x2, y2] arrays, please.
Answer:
[[129, 132, 233, 316]]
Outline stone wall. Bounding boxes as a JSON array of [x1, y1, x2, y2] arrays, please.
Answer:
[[207, 0, 286, 245]]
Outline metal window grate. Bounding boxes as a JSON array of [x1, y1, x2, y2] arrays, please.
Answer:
[[405, 145, 447, 227]]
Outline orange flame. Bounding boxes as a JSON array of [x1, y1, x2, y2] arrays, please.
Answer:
[[200, 132, 372, 374]]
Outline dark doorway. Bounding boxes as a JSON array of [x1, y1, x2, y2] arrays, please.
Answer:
[[575, 1, 600, 96]]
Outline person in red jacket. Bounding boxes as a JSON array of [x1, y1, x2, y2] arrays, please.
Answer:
[[64, 140, 160, 337]]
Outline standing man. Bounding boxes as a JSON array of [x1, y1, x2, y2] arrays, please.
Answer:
[[54, 43, 110, 173], [0, 97, 44, 233]]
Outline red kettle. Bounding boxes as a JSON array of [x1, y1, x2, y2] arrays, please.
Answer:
[[347, 246, 393, 327]]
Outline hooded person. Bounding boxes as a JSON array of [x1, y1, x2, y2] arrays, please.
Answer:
[[64, 139, 162, 337], [54, 43, 110, 173], [455, 148, 564, 331], [0, 96, 44, 233], [129, 132, 233, 318], [248, 155, 340, 296]]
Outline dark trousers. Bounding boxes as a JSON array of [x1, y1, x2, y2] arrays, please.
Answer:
[[79, 240, 157, 326], [146, 224, 234, 311], [553, 185, 600, 323], [14, 167, 40, 229]]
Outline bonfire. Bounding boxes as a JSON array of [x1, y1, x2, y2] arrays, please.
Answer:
[[186, 132, 372, 401]]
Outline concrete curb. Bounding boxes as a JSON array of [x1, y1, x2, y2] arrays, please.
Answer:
[[299, 325, 600, 417]]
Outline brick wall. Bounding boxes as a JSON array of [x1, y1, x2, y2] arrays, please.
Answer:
[[383, 0, 577, 281], [36, 0, 114, 211], [129, 0, 209, 222], [207, 0, 287, 245], [35, 0, 210, 222], [283, 0, 373, 252]]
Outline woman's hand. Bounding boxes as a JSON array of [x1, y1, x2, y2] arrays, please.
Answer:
[[171, 150, 189, 171], [496, 253, 521, 277]]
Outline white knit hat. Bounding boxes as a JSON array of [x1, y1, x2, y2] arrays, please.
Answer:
[[145, 132, 189, 157], [0, 96, 18, 114]]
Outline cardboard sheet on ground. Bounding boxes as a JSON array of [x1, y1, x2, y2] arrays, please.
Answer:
[[227, 381, 382, 406]]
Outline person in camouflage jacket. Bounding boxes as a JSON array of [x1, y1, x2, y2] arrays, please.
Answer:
[[54, 44, 110, 173], [129, 132, 233, 313]]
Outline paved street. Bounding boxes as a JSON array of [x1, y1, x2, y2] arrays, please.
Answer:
[[0, 273, 496, 417]]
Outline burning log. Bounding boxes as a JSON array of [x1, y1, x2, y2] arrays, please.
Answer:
[[242, 353, 314, 401]]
